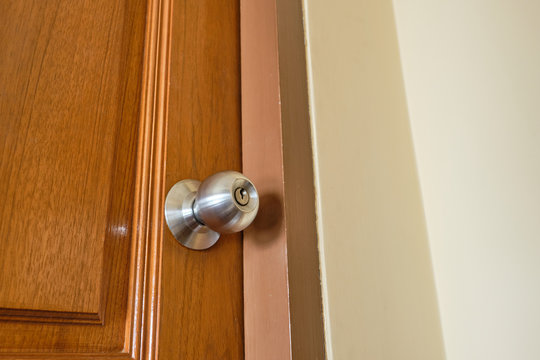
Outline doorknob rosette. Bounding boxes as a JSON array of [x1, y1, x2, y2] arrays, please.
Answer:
[[164, 171, 259, 250]]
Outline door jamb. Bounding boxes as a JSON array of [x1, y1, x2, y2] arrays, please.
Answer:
[[241, 0, 326, 358]]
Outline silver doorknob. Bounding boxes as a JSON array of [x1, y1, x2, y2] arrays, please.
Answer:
[[164, 171, 259, 250]]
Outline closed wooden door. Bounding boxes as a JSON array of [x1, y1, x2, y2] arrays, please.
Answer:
[[0, 0, 243, 358]]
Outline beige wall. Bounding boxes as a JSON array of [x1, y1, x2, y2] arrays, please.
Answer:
[[303, 0, 445, 358], [305, 0, 540, 358], [393, 1, 540, 359]]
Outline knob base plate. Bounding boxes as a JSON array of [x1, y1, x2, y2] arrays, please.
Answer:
[[164, 179, 220, 250]]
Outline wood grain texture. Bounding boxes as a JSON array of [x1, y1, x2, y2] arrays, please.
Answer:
[[0, 0, 172, 357], [0, 0, 135, 319], [275, 0, 326, 358], [240, 0, 293, 359], [0, 0, 146, 350], [157, 0, 244, 358]]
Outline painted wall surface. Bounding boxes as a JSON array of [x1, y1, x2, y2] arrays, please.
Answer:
[[304, 0, 540, 358], [303, 0, 445, 358], [392, 1, 540, 359]]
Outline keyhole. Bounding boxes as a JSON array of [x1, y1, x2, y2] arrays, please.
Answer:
[[234, 187, 250, 206]]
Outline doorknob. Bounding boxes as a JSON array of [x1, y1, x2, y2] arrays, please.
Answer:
[[164, 171, 259, 250]]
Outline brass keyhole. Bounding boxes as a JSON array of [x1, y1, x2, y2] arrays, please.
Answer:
[[234, 187, 250, 206]]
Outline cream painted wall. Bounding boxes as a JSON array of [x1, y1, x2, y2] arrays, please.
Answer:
[[303, 0, 445, 359], [304, 0, 540, 358], [392, 1, 540, 359]]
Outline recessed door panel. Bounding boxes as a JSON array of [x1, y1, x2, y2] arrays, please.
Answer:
[[0, 0, 147, 353]]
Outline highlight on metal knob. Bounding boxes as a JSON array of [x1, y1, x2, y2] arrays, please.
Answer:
[[164, 171, 259, 250]]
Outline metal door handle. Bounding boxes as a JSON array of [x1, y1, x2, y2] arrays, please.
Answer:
[[164, 171, 259, 250]]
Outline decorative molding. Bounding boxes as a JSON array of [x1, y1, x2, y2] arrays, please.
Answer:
[[126, 0, 173, 358]]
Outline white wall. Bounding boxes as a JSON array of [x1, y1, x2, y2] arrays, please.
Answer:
[[392, 1, 540, 359], [303, 0, 445, 358]]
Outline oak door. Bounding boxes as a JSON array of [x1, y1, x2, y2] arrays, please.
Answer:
[[0, 0, 243, 358]]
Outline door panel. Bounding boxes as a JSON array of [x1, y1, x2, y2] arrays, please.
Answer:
[[0, 0, 146, 354], [158, 0, 243, 358], [0, 0, 242, 357]]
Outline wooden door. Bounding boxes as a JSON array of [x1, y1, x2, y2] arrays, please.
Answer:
[[0, 0, 243, 358]]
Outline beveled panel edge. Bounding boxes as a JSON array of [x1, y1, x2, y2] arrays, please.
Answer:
[[0, 354, 132, 360], [0, 308, 102, 325]]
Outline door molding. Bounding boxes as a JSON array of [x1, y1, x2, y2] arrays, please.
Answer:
[[128, 0, 172, 358]]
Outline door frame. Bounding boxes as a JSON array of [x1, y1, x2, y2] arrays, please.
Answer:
[[241, 0, 326, 358]]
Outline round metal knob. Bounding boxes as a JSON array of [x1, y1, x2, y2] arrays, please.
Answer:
[[164, 171, 259, 250]]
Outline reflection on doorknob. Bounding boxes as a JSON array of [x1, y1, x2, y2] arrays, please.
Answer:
[[164, 171, 259, 250]]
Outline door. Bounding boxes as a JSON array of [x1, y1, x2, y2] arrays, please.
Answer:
[[0, 0, 243, 358]]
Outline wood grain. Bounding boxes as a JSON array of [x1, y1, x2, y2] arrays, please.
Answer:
[[0, 0, 146, 349], [157, 0, 244, 358], [0, 0, 173, 357], [0, 0, 132, 319]]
